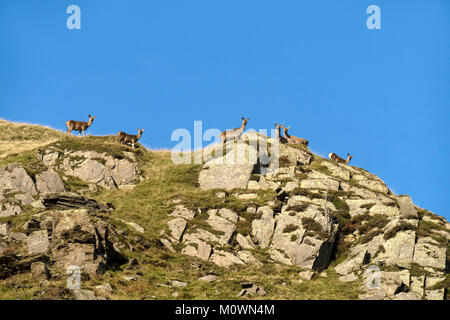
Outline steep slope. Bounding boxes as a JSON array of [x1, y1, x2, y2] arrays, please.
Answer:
[[0, 121, 448, 300]]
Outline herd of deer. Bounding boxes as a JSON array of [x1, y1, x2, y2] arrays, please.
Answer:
[[65, 115, 144, 149], [65, 115, 354, 165]]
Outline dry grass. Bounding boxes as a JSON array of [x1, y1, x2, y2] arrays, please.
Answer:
[[0, 119, 65, 158]]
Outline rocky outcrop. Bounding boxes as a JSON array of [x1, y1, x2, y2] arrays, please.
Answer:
[[36, 148, 140, 189]]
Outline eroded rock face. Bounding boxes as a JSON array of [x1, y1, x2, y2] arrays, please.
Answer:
[[271, 204, 338, 270]]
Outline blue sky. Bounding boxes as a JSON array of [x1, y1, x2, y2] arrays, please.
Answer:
[[1, 1, 449, 219]]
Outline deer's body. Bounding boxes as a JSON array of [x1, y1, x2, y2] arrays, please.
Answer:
[[66, 115, 96, 137], [328, 152, 354, 165], [281, 125, 309, 146], [220, 117, 249, 143], [274, 123, 288, 144], [117, 129, 144, 149]]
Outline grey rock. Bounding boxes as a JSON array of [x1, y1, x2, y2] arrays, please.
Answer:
[[95, 283, 113, 295], [299, 270, 314, 280], [182, 240, 212, 261], [199, 142, 257, 190], [199, 275, 216, 283], [0, 223, 9, 236], [170, 205, 196, 220], [413, 237, 446, 270], [236, 233, 255, 250], [210, 250, 244, 268], [72, 289, 97, 300], [168, 218, 187, 242], [0, 203, 22, 218], [171, 280, 187, 287], [31, 200, 45, 209], [237, 250, 262, 266], [10, 232, 27, 242], [0, 163, 37, 195], [206, 215, 236, 245], [339, 273, 358, 283], [160, 238, 176, 253], [35, 169, 65, 194], [397, 195, 418, 218], [14, 193, 34, 205], [30, 261, 51, 281], [217, 208, 238, 223], [251, 206, 274, 248], [390, 292, 422, 300], [27, 230, 49, 254]]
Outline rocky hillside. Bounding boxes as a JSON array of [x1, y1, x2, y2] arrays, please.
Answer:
[[0, 121, 448, 300]]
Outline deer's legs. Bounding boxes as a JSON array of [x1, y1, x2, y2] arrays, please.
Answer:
[[66, 128, 72, 136]]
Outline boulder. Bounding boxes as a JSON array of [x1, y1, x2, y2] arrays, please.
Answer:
[[0, 223, 9, 236], [396, 195, 418, 219], [27, 230, 49, 254], [182, 239, 212, 261], [199, 142, 257, 190], [199, 275, 216, 283], [251, 206, 274, 248], [206, 215, 236, 245], [35, 169, 65, 194], [210, 250, 244, 268], [170, 205, 196, 220], [236, 233, 255, 250], [0, 203, 22, 218], [237, 250, 262, 266], [15, 193, 35, 205], [168, 218, 187, 242], [0, 163, 37, 195]]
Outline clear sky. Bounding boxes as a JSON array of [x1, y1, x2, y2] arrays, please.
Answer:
[[1, 1, 449, 219]]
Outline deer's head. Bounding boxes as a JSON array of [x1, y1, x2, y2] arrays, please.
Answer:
[[137, 128, 145, 136], [346, 153, 354, 164], [281, 125, 290, 134], [241, 117, 249, 126], [88, 114, 96, 123]]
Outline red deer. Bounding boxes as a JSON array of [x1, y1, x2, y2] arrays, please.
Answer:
[[66, 114, 96, 137], [274, 123, 288, 144], [220, 117, 249, 143], [328, 153, 354, 165], [281, 125, 309, 146], [117, 129, 144, 149]]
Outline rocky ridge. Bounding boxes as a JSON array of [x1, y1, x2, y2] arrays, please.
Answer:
[[0, 129, 448, 300]]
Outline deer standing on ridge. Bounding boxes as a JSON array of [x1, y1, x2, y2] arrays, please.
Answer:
[[280, 125, 309, 146], [274, 123, 288, 144], [66, 114, 96, 137], [117, 129, 144, 149], [328, 153, 354, 165], [220, 117, 249, 143]]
